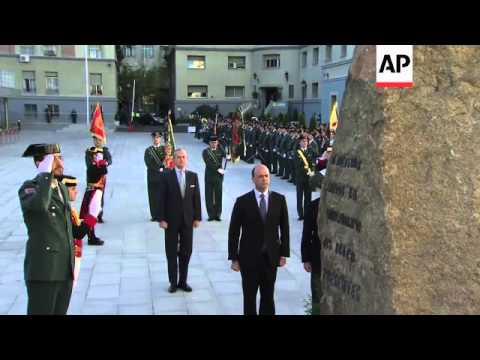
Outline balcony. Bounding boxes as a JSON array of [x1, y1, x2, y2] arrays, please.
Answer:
[[90, 84, 104, 96]]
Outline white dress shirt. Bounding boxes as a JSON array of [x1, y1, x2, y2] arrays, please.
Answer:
[[254, 188, 269, 210]]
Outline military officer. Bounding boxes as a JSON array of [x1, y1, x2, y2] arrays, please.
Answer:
[[144, 131, 166, 221], [202, 135, 229, 221], [294, 135, 315, 220], [19, 144, 74, 315]]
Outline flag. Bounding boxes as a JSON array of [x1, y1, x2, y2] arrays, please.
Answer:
[[167, 110, 176, 151], [90, 103, 106, 143], [329, 101, 339, 132]]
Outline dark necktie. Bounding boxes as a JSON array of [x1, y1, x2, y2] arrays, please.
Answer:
[[259, 194, 267, 222]]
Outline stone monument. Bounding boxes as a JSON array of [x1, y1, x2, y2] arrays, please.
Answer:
[[318, 45, 480, 314]]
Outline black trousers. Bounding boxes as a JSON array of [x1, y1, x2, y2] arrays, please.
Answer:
[[26, 280, 73, 315], [240, 254, 278, 315], [271, 152, 278, 173], [165, 223, 193, 285], [311, 263, 322, 314], [296, 179, 312, 218], [278, 155, 285, 177], [205, 179, 223, 219], [147, 179, 162, 220]]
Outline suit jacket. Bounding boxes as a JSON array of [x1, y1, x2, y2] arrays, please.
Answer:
[[301, 198, 321, 266], [158, 169, 202, 228], [228, 190, 290, 268], [18, 173, 74, 281]]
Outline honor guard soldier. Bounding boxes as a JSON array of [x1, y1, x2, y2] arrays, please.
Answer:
[[58, 175, 101, 289], [86, 104, 111, 223], [202, 135, 230, 221], [19, 144, 75, 315], [144, 131, 166, 221], [81, 148, 107, 245], [294, 135, 315, 220]]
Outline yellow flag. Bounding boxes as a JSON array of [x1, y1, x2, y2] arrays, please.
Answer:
[[329, 101, 339, 131]]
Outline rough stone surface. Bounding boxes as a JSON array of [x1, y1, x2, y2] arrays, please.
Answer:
[[319, 45, 480, 315]]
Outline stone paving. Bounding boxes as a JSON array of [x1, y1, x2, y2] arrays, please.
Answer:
[[0, 127, 314, 315]]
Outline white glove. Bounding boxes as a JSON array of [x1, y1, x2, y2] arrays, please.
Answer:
[[226, 155, 231, 160], [283, 154, 286, 158], [73, 257, 81, 289], [95, 152, 103, 161], [37, 154, 55, 173], [217, 169, 225, 175], [320, 169, 327, 176], [89, 189, 103, 218], [308, 170, 315, 177]]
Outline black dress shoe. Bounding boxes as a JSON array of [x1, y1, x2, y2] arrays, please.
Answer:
[[178, 283, 192, 292], [207, 218, 215, 222], [298, 217, 304, 221], [215, 217, 221, 221], [88, 237, 104, 246], [168, 284, 177, 293], [281, 176, 289, 180]]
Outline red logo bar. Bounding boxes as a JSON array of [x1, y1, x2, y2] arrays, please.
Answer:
[[375, 82, 414, 88]]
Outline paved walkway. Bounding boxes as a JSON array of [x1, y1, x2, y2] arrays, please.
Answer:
[[0, 128, 313, 315]]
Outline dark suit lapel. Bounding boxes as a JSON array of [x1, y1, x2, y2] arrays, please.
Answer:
[[266, 191, 274, 222], [250, 190, 264, 223]]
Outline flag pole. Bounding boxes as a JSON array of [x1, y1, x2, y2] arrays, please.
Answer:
[[130, 79, 136, 130], [84, 45, 90, 128]]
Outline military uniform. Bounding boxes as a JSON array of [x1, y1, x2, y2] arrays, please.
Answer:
[[144, 132, 166, 221], [19, 144, 74, 315], [202, 136, 226, 221], [294, 141, 315, 220], [85, 145, 111, 222], [82, 148, 108, 245]]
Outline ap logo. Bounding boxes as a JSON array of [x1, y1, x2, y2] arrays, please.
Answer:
[[376, 45, 414, 88]]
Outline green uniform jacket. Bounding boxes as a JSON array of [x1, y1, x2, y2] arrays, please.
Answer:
[[144, 145, 165, 182], [202, 147, 226, 183], [18, 173, 74, 281], [294, 148, 315, 181]]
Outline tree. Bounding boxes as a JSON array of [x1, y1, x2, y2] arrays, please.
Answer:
[[298, 112, 307, 129], [309, 113, 317, 131], [292, 108, 299, 123]]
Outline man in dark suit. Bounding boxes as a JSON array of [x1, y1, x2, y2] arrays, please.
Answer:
[[158, 148, 202, 293], [301, 174, 323, 315], [228, 164, 290, 315]]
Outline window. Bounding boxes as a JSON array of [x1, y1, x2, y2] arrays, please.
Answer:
[[341, 45, 347, 58], [45, 72, 59, 94], [264, 54, 280, 69], [187, 56, 206, 69], [289, 85, 294, 99], [47, 104, 60, 117], [302, 51, 307, 68], [225, 86, 245, 98], [24, 104, 38, 118], [124, 45, 135, 57], [325, 45, 333, 62], [88, 45, 102, 59], [312, 82, 319, 98], [20, 45, 34, 56], [23, 71, 36, 94], [0, 70, 15, 88], [228, 56, 246, 70], [313, 47, 319, 65], [302, 83, 307, 99], [89, 73, 103, 95], [43, 45, 57, 56], [187, 85, 208, 98], [143, 46, 154, 59]]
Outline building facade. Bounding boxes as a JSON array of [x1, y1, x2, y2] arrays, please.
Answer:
[[0, 45, 117, 128], [171, 45, 356, 123]]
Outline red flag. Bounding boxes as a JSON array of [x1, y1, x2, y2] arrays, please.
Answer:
[[90, 103, 106, 143]]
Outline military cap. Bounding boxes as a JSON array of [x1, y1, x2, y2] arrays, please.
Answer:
[[22, 143, 61, 158], [309, 173, 324, 191], [151, 131, 162, 137], [209, 135, 219, 142], [58, 175, 78, 187]]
